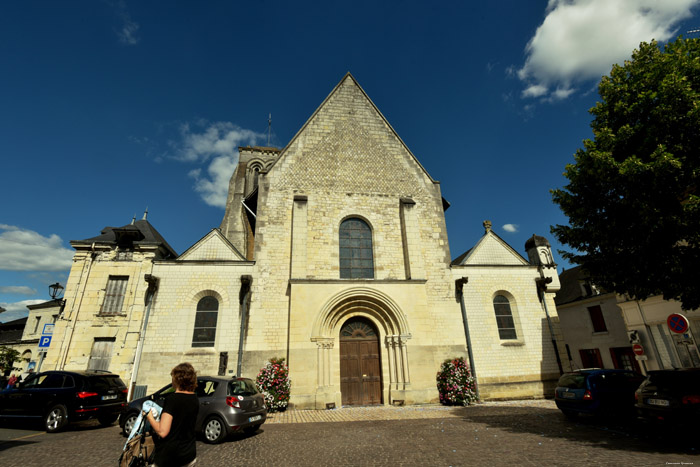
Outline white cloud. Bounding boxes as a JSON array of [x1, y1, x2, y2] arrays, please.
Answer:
[[502, 224, 519, 233], [0, 286, 37, 295], [518, 0, 699, 100], [0, 299, 45, 323], [172, 122, 264, 208], [0, 225, 74, 272], [113, 0, 140, 45]]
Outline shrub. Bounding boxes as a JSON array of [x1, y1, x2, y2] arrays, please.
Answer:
[[255, 357, 291, 412], [436, 357, 477, 406]]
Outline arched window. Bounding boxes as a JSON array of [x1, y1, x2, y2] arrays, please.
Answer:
[[339, 218, 374, 279], [493, 295, 517, 340], [192, 296, 219, 347], [253, 167, 260, 191]]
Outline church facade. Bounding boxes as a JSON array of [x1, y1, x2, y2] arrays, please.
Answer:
[[43, 74, 565, 408]]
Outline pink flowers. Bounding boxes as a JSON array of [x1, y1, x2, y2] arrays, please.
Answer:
[[256, 357, 291, 412], [436, 357, 477, 406]]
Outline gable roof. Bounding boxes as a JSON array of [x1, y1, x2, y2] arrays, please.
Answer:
[[555, 265, 610, 306], [177, 229, 247, 261], [267, 72, 436, 184], [451, 230, 530, 266], [72, 219, 177, 258]]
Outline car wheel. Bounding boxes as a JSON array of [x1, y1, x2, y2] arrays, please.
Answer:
[[243, 424, 261, 434], [122, 412, 139, 436], [45, 405, 68, 433], [98, 413, 118, 426], [202, 416, 227, 444]]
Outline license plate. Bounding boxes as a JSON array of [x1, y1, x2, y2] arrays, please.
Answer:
[[249, 415, 262, 422], [647, 398, 670, 407], [102, 395, 117, 400], [562, 392, 576, 399]]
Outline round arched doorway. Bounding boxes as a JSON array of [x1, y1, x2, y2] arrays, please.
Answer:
[[339, 317, 382, 406]]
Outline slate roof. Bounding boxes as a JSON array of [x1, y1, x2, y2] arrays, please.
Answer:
[[555, 265, 609, 306], [72, 219, 177, 259], [0, 317, 27, 345]]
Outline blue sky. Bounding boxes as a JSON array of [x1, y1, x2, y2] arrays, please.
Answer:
[[2, 0, 699, 322]]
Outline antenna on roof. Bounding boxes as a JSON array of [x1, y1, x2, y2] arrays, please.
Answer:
[[268, 113, 272, 146], [142, 207, 148, 221]]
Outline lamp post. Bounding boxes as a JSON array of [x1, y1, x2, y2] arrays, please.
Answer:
[[38, 283, 65, 373]]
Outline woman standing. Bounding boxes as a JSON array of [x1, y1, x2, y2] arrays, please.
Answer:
[[145, 363, 199, 467]]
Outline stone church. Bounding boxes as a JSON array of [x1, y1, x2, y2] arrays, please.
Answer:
[[43, 74, 565, 408]]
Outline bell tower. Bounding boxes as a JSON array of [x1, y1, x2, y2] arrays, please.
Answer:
[[220, 146, 280, 259]]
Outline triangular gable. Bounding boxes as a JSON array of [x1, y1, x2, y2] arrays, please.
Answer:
[[266, 73, 437, 193], [177, 229, 247, 261], [454, 231, 530, 266]]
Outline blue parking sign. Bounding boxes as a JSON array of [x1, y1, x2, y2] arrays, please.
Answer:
[[39, 335, 52, 348]]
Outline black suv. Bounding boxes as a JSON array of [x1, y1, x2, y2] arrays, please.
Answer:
[[0, 370, 127, 432], [635, 368, 700, 425]]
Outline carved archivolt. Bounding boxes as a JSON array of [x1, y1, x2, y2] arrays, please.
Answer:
[[311, 287, 412, 389]]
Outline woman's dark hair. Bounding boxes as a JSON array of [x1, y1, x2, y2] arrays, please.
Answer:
[[171, 363, 197, 392]]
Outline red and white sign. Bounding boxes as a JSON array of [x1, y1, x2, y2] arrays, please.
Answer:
[[667, 313, 689, 334], [632, 344, 644, 356]]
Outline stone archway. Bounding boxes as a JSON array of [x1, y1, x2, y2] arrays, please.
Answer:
[[339, 317, 382, 406], [311, 288, 412, 402]]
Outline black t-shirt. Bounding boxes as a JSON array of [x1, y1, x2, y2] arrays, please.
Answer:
[[153, 392, 199, 466]]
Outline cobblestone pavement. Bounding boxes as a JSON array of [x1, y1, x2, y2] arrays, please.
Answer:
[[1, 400, 697, 466]]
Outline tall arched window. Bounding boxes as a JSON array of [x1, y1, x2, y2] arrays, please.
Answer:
[[192, 296, 219, 347], [493, 295, 517, 340], [339, 218, 374, 279]]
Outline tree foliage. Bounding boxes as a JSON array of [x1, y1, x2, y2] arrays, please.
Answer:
[[0, 346, 21, 375], [552, 36, 700, 310]]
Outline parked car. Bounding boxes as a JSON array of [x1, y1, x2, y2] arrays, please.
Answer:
[[635, 368, 700, 425], [119, 376, 267, 444], [554, 369, 644, 418], [0, 370, 127, 432]]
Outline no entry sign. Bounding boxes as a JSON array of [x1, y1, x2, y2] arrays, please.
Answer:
[[667, 313, 689, 334], [632, 344, 644, 356]]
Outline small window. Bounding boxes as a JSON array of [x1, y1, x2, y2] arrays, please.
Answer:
[[588, 305, 607, 333], [33, 317, 41, 333], [339, 218, 374, 279], [192, 296, 219, 347], [493, 295, 517, 340], [579, 348, 604, 368], [101, 276, 129, 315]]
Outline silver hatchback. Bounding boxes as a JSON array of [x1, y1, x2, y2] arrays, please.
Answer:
[[119, 376, 267, 444]]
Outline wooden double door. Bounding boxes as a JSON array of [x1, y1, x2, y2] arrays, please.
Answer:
[[339, 318, 382, 406]]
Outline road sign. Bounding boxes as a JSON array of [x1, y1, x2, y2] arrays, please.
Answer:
[[38, 335, 52, 348], [632, 344, 644, 356], [667, 313, 689, 334], [42, 323, 54, 335]]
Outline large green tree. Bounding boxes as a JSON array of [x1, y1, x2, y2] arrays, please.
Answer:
[[552, 36, 700, 310], [0, 346, 21, 375]]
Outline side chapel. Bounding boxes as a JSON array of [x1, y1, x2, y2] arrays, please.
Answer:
[[43, 74, 565, 408]]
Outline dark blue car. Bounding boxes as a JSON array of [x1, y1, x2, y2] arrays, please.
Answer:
[[554, 369, 644, 418]]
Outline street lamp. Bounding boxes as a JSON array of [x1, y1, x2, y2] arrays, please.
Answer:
[[49, 282, 64, 300]]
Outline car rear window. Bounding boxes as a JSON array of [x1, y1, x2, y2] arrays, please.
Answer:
[[557, 373, 586, 389], [648, 370, 700, 387], [595, 372, 643, 388], [228, 378, 258, 396], [88, 375, 126, 391]]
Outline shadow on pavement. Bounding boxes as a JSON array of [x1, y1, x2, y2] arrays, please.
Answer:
[[449, 404, 699, 456]]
